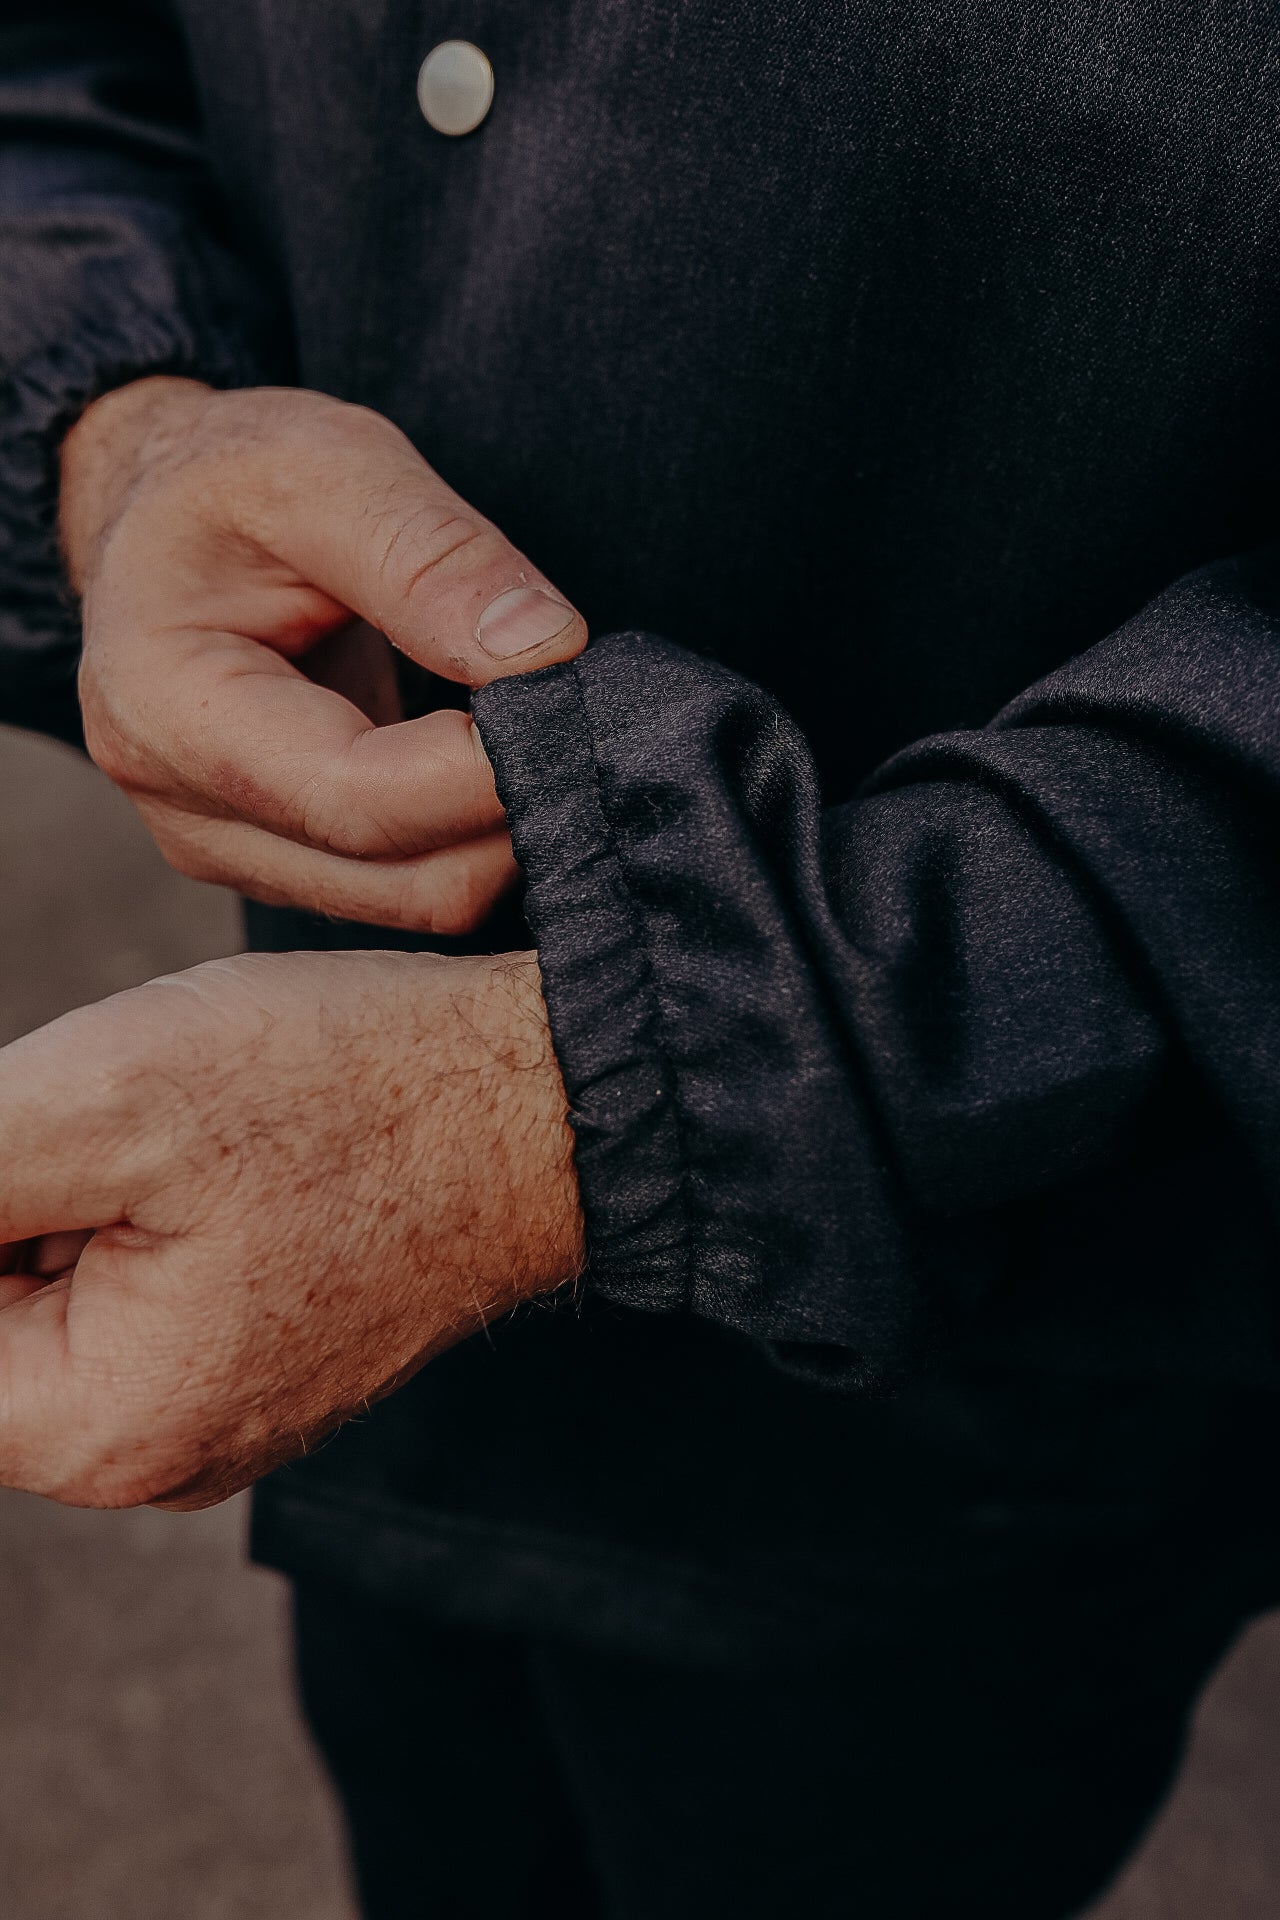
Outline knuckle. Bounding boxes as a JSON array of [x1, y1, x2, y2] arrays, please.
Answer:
[[47, 1444, 161, 1511], [45, 1387, 196, 1510], [297, 776, 392, 861], [439, 706, 498, 781], [74, 1469, 151, 1510], [340, 817, 403, 861], [376, 505, 491, 605], [151, 828, 216, 884], [293, 780, 344, 853], [413, 861, 497, 937], [312, 816, 372, 859], [80, 703, 137, 790], [327, 396, 405, 445]]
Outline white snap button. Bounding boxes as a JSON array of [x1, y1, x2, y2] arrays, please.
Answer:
[[417, 40, 494, 137]]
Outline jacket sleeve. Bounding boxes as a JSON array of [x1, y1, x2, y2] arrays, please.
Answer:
[[0, 3, 276, 744], [472, 547, 1280, 1387]]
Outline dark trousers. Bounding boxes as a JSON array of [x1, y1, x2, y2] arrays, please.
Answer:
[[292, 1554, 1253, 1920]]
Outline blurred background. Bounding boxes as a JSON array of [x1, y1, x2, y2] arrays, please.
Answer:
[[1, 720, 1278, 1919]]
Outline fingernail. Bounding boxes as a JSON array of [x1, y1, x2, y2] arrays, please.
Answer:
[[476, 585, 575, 658]]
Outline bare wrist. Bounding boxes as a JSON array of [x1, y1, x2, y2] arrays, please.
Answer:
[[460, 951, 586, 1300]]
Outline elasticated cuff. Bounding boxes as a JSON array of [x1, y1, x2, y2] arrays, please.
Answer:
[[474, 633, 926, 1391], [475, 650, 692, 1315], [0, 269, 264, 740]]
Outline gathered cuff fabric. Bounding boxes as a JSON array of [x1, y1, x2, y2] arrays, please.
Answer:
[[477, 654, 696, 1315], [0, 229, 265, 742], [474, 636, 925, 1391]]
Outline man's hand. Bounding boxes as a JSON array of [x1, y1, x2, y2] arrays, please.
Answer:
[[0, 950, 584, 1509], [60, 378, 587, 930]]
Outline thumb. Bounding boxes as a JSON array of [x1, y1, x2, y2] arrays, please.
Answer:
[[226, 395, 588, 689]]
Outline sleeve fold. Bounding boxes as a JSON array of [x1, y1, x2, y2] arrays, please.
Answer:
[[474, 549, 1280, 1387], [0, 7, 281, 742]]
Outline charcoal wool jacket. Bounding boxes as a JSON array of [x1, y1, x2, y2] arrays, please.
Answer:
[[3, 1, 1280, 1652]]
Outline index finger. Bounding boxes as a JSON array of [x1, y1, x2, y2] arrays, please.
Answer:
[[86, 623, 507, 861]]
